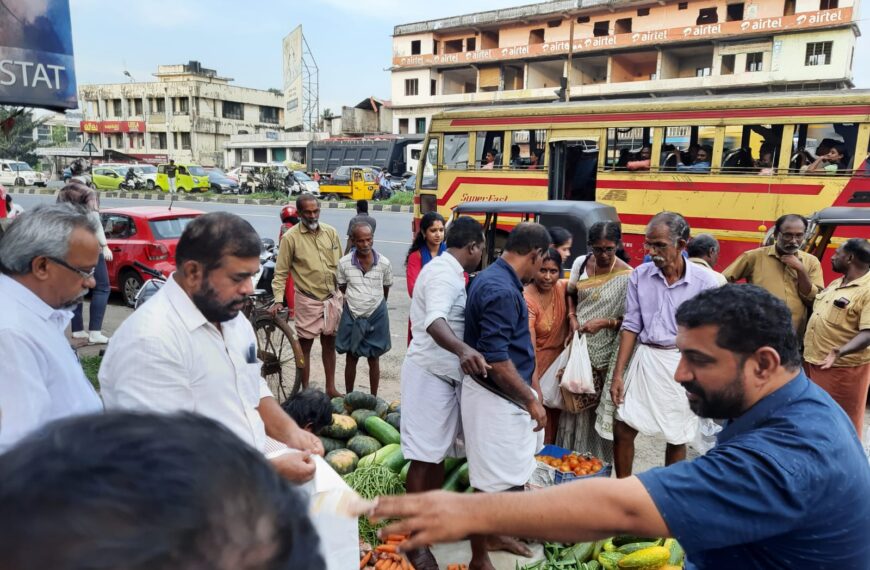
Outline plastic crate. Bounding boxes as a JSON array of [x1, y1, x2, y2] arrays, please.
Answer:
[[529, 444, 612, 487]]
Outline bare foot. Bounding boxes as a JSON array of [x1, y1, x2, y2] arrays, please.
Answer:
[[485, 535, 533, 557], [326, 390, 344, 399]]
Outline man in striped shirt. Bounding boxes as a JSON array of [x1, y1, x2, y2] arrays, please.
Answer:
[[336, 221, 393, 395]]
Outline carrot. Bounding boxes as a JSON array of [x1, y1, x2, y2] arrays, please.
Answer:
[[360, 551, 373, 568], [375, 544, 398, 553], [374, 559, 386, 570], [400, 556, 412, 570], [386, 534, 407, 542]]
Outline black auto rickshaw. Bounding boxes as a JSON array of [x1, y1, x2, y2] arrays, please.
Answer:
[[450, 200, 620, 273]]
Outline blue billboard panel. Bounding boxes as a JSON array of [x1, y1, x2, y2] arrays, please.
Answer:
[[0, 0, 77, 110]]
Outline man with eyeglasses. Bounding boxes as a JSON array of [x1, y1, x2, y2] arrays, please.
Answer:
[[723, 214, 823, 337], [611, 212, 719, 478], [0, 204, 103, 453]]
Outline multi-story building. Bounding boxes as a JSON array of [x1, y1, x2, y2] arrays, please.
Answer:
[[78, 61, 284, 166], [391, 0, 860, 134]]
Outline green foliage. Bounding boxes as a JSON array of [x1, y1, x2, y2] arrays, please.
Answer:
[[0, 107, 43, 165], [80, 355, 102, 390], [382, 192, 413, 206]]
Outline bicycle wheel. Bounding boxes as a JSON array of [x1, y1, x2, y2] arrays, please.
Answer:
[[253, 315, 304, 402]]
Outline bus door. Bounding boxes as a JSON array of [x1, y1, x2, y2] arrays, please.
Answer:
[[548, 131, 601, 201]]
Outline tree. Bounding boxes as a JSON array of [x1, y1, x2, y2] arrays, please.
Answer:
[[51, 125, 68, 146], [0, 107, 43, 165], [319, 108, 335, 130]]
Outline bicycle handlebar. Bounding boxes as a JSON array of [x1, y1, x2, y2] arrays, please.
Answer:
[[133, 261, 164, 280]]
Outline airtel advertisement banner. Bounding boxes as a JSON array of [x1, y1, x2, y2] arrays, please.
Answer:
[[0, 0, 77, 110]]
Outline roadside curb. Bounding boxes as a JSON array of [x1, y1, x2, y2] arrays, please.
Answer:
[[7, 187, 413, 212]]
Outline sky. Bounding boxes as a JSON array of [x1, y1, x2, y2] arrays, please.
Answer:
[[68, 0, 869, 114]]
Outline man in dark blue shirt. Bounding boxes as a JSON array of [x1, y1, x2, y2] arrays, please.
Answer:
[[461, 222, 551, 570], [373, 285, 870, 570]]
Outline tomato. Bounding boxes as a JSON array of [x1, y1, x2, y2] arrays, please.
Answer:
[[559, 465, 571, 473], [551, 459, 562, 468]]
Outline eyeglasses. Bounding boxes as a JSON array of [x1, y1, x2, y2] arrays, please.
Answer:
[[590, 246, 616, 255], [643, 241, 674, 252], [777, 232, 805, 241], [47, 257, 96, 280]]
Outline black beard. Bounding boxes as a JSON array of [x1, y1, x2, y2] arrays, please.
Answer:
[[192, 280, 244, 323], [683, 371, 746, 420]]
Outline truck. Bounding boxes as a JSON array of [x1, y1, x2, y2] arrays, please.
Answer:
[[306, 136, 423, 178]]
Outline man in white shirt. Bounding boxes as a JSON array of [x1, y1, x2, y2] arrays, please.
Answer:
[[400, 216, 488, 570], [0, 204, 104, 452], [100, 212, 323, 483]]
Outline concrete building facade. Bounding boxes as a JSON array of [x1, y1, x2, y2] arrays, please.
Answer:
[[78, 61, 284, 166], [391, 0, 861, 134]]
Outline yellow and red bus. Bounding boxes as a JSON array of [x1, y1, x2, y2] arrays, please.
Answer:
[[414, 90, 870, 272]]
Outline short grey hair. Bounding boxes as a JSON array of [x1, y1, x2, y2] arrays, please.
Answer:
[[295, 193, 319, 210], [687, 233, 719, 258], [647, 211, 690, 243], [0, 204, 95, 275], [349, 221, 373, 238]]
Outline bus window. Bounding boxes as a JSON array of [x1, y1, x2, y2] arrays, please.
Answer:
[[443, 133, 469, 169], [421, 137, 439, 189], [510, 130, 547, 169], [605, 127, 652, 171], [661, 126, 714, 172], [722, 124, 783, 174], [790, 123, 858, 174], [476, 131, 505, 169]]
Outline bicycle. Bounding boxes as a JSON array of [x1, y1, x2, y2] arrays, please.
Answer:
[[133, 261, 304, 402]]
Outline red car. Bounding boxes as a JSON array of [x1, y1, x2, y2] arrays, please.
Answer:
[[100, 206, 203, 306]]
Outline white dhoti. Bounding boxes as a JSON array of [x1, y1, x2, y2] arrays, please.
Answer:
[[400, 358, 464, 463], [616, 344, 698, 445], [461, 376, 544, 493]]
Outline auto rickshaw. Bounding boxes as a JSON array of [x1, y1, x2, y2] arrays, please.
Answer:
[[802, 206, 870, 281], [450, 200, 620, 274], [319, 166, 378, 201]]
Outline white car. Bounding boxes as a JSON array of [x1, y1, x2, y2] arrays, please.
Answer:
[[0, 160, 47, 186]]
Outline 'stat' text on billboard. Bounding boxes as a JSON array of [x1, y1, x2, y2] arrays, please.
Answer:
[[392, 8, 852, 68], [0, 0, 77, 110]]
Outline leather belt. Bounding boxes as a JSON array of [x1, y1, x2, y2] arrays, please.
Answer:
[[641, 341, 677, 350], [296, 288, 333, 302]]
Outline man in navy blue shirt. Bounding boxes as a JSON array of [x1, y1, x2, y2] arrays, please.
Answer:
[[373, 285, 870, 570], [461, 222, 551, 570]]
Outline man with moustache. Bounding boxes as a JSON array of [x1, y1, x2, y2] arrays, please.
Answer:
[[723, 213, 823, 336], [101, 213, 323, 483], [371, 285, 870, 570], [611, 212, 719, 477], [0, 204, 103, 452]]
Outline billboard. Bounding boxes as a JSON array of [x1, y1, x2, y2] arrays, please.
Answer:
[[81, 120, 146, 133], [283, 26, 304, 130], [0, 0, 77, 110]]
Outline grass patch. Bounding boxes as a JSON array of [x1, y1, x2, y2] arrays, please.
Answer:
[[381, 192, 413, 206], [80, 355, 102, 391]]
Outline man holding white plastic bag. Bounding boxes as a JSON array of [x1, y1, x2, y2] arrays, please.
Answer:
[[461, 222, 552, 570], [610, 212, 719, 478]]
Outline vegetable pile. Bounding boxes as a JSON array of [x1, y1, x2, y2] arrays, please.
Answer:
[[359, 533, 417, 569], [518, 536, 684, 570]]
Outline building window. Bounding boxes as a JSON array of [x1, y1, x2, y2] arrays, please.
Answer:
[[415, 117, 426, 134], [430, 79, 437, 96], [259, 106, 280, 124], [820, 0, 838, 9], [112, 99, 122, 117], [398, 118, 409, 134], [721, 54, 736, 75], [696, 67, 712, 77], [637, 7, 650, 16], [529, 29, 545, 44], [115, 134, 123, 148], [411, 40, 421, 55], [433, 40, 439, 55], [615, 18, 632, 34], [726, 3, 744, 21], [577, 16, 590, 23], [547, 19, 562, 28], [678, 2, 688, 9], [180, 132, 191, 150], [133, 98, 143, 115], [222, 100, 244, 120], [466, 37, 476, 51], [150, 97, 165, 114], [593, 21, 609, 37], [150, 132, 167, 149], [177, 97, 189, 114], [697, 7, 718, 24], [404, 78, 419, 96], [745, 52, 763, 72], [805, 42, 832, 66]]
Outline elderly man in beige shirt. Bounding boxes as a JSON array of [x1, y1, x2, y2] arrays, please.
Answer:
[[723, 214, 823, 336], [271, 193, 343, 397]]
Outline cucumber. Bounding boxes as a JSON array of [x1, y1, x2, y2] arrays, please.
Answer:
[[360, 443, 400, 469], [443, 462, 467, 491], [376, 444, 406, 473], [351, 409, 379, 429], [364, 415, 401, 446], [612, 536, 659, 548], [444, 456, 462, 474], [597, 551, 624, 570], [399, 461, 411, 483], [560, 541, 594, 563], [616, 546, 669, 568]]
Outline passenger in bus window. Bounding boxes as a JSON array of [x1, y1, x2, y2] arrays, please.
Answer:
[[757, 150, 776, 175], [675, 145, 711, 172], [805, 144, 847, 174], [626, 146, 652, 172], [529, 149, 543, 169], [510, 145, 522, 168], [481, 151, 496, 169]]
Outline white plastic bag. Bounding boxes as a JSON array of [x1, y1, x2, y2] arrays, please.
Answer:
[[560, 332, 596, 394], [540, 343, 571, 409]]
